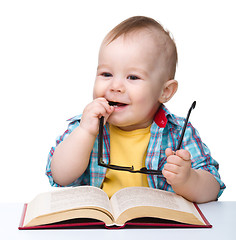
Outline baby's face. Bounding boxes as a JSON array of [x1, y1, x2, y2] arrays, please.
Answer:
[[93, 31, 169, 131]]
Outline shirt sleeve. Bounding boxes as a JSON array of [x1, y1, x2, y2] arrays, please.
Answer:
[[183, 123, 226, 198], [45, 115, 90, 187]]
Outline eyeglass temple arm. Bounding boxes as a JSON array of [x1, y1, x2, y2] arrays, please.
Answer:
[[98, 116, 133, 169], [176, 101, 196, 150], [98, 116, 104, 164]]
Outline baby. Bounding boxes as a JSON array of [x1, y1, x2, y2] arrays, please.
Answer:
[[46, 16, 225, 203]]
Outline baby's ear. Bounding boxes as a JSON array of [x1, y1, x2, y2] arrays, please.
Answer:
[[159, 79, 178, 103]]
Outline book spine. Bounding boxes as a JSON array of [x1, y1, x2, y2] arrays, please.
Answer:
[[18, 203, 27, 229]]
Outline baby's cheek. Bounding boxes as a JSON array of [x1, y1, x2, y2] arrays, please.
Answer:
[[93, 81, 104, 99]]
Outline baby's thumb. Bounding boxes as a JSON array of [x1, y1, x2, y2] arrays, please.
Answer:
[[165, 148, 175, 157], [103, 107, 114, 125]]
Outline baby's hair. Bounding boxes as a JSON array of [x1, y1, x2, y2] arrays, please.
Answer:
[[104, 16, 178, 79]]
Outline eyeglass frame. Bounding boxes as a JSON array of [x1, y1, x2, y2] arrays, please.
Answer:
[[97, 101, 196, 175]]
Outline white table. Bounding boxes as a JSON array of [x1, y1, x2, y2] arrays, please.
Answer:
[[0, 201, 235, 240]]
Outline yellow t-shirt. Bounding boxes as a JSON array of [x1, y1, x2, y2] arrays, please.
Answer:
[[102, 124, 151, 198]]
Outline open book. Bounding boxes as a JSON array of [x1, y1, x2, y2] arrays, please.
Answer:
[[19, 186, 211, 229]]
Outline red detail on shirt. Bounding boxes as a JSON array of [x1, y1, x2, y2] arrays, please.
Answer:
[[154, 107, 167, 128]]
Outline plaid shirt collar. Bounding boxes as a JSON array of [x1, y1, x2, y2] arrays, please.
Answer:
[[153, 104, 181, 129]]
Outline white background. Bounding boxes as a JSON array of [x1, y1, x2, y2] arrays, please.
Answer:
[[0, 0, 235, 202]]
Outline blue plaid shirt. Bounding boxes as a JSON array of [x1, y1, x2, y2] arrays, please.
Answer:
[[46, 105, 225, 198]]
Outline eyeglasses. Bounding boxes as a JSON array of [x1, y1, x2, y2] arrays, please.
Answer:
[[98, 101, 196, 175]]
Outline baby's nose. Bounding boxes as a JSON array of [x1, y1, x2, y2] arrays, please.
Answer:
[[109, 78, 125, 93]]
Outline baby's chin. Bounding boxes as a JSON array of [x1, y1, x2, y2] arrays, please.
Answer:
[[107, 117, 132, 131], [107, 113, 153, 131], [107, 118, 144, 131]]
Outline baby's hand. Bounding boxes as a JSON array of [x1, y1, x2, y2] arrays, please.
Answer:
[[80, 98, 114, 136], [162, 148, 192, 188]]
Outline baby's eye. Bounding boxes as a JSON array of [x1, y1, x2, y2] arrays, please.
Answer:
[[101, 72, 112, 77], [127, 75, 140, 80]]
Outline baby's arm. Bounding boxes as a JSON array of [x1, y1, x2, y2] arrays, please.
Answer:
[[162, 148, 220, 203], [51, 98, 114, 186]]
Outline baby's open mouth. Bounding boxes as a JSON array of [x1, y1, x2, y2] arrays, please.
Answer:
[[108, 101, 128, 107]]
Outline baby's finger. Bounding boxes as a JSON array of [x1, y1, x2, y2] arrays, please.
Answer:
[[176, 149, 191, 161], [100, 99, 114, 114], [93, 98, 113, 116], [162, 169, 176, 185], [163, 162, 180, 174], [166, 154, 183, 167]]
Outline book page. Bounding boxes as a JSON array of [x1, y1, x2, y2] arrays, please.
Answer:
[[24, 186, 113, 226], [49, 186, 112, 213], [110, 187, 202, 221]]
